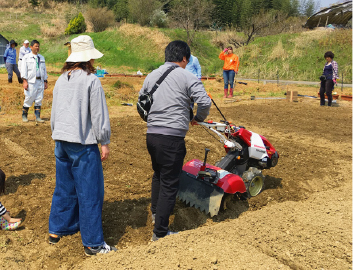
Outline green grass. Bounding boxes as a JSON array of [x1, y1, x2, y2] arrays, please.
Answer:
[[239, 30, 352, 83], [41, 30, 165, 73]]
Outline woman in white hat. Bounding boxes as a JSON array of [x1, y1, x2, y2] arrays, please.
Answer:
[[49, 35, 116, 256]]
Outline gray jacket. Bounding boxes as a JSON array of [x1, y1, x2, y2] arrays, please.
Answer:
[[139, 62, 211, 137], [51, 70, 111, 145]]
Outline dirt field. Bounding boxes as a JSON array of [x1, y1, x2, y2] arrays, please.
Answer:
[[0, 74, 351, 269]]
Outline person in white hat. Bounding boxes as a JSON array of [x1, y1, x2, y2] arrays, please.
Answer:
[[49, 35, 116, 256], [18, 40, 31, 74]]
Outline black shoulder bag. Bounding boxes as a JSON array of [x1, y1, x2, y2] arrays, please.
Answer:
[[137, 66, 178, 122]]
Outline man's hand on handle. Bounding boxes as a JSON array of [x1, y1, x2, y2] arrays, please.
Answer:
[[191, 117, 199, 126]]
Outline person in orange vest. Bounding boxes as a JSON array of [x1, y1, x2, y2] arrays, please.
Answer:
[[219, 46, 239, 98]]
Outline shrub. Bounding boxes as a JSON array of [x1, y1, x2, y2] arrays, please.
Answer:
[[150, 10, 168, 28], [146, 62, 163, 72], [113, 80, 134, 89], [85, 7, 115, 33], [65, 12, 87, 35]]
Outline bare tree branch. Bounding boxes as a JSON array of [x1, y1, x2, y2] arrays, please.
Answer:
[[170, 0, 214, 45]]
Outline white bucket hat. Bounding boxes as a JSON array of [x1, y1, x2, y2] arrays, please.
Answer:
[[24, 40, 29, 44], [65, 35, 103, 63]]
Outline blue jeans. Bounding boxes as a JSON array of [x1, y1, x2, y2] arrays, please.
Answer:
[[223, 70, 235, 89], [5, 63, 21, 80], [49, 141, 105, 247]]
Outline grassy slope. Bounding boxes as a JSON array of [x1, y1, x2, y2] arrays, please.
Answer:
[[0, 10, 351, 82], [238, 30, 352, 83]]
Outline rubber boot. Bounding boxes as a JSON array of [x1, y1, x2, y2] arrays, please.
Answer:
[[223, 88, 228, 98], [227, 88, 233, 98], [8, 78, 12, 83], [22, 106, 29, 123], [34, 106, 45, 123]]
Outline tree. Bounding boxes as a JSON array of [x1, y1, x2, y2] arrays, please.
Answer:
[[28, 0, 40, 8], [229, 9, 288, 47], [289, 0, 300, 17], [212, 0, 305, 28], [239, 0, 252, 28], [212, 0, 236, 27], [170, 0, 214, 44], [300, 0, 319, 17], [113, 0, 129, 22], [128, 0, 161, 26]]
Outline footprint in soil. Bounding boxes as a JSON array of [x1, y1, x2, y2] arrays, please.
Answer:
[[5, 173, 46, 194], [102, 198, 150, 246]]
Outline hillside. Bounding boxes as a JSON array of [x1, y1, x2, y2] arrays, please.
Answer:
[[0, 8, 352, 82]]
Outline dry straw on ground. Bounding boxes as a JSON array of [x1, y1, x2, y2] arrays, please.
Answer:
[[40, 18, 66, 38], [118, 23, 171, 50], [270, 40, 288, 60]]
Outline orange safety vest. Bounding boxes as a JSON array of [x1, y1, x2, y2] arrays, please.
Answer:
[[219, 52, 239, 72]]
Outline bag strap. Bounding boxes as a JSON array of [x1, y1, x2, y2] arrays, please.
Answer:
[[149, 65, 178, 95]]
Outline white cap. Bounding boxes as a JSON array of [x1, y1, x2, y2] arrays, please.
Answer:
[[65, 35, 103, 63], [24, 40, 29, 44]]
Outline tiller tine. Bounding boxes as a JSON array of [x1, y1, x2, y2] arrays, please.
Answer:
[[177, 171, 224, 217]]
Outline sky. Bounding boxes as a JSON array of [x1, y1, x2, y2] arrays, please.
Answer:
[[319, 0, 348, 9]]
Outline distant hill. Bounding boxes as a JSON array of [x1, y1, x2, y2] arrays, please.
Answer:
[[0, 9, 351, 82]]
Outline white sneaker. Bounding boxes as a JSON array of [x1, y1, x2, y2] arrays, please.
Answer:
[[84, 242, 117, 256], [151, 231, 178, 241]]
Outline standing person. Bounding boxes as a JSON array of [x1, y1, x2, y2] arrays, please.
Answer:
[[21, 40, 48, 123], [185, 54, 202, 80], [139, 40, 211, 241], [319, 51, 338, 107], [3, 40, 22, 84], [18, 40, 31, 74], [49, 35, 116, 256], [219, 46, 239, 98], [0, 169, 22, 231]]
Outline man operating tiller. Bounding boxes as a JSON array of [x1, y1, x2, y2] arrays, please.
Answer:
[[139, 40, 211, 241]]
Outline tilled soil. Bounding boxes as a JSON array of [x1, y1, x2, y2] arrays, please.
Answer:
[[0, 75, 351, 269]]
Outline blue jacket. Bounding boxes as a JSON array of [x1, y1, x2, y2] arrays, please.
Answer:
[[185, 55, 202, 79], [4, 48, 17, 64]]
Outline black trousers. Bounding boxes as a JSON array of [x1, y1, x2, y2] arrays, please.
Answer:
[[146, 133, 186, 237], [320, 79, 334, 106]]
